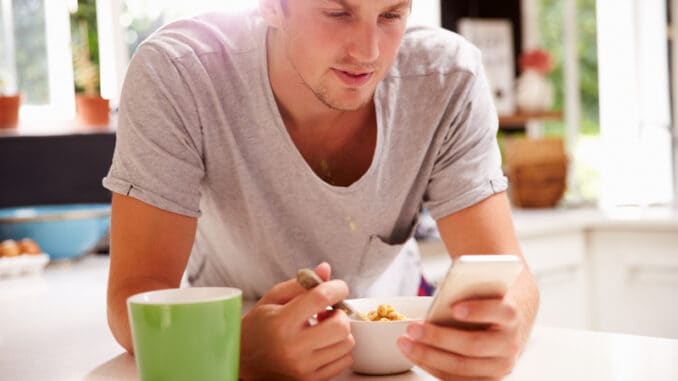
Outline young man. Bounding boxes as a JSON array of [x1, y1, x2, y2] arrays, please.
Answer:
[[104, 0, 540, 379]]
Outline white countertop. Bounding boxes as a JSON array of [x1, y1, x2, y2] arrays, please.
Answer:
[[511, 205, 678, 237], [2, 255, 678, 381]]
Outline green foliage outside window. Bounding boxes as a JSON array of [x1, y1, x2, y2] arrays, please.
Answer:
[[536, 0, 601, 202], [538, 0, 599, 137], [71, 0, 101, 95]]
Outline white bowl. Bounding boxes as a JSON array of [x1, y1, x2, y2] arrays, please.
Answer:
[[347, 296, 433, 375]]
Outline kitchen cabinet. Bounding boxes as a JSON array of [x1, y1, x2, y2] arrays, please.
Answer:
[[418, 230, 590, 330], [520, 231, 590, 330], [419, 208, 678, 338], [588, 229, 678, 339], [0, 129, 115, 207]]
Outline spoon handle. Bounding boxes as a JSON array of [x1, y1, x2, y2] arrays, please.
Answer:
[[296, 268, 358, 317]]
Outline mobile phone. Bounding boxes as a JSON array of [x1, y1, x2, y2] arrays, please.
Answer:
[[425, 254, 523, 330]]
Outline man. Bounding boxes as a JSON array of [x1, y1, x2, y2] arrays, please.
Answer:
[[104, 0, 540, 380]]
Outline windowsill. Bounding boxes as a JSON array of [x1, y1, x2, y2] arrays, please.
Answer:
[[0, 117, 117, 138]]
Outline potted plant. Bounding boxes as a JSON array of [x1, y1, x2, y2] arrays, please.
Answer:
[[71, 0, 109, 126], [0, 73, 21, 129], [515, 48, 555, 113]]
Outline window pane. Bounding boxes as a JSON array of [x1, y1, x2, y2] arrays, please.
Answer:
[[13, 0, 49, 104], [0, 1, 15, 94], [0, 4, 5, 88], [537, 0, 601, 203]]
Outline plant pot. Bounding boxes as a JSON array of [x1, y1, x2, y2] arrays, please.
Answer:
[[0, 94, 21, 129], [75, 94, 110, 127], [515, 69, 554, 113]]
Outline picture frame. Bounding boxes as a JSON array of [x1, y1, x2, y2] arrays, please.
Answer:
[[458, 18, 516, 116]]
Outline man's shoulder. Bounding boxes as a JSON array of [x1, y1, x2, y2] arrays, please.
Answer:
[[388, 26, 482, 79], [136, 9, 263, 62]]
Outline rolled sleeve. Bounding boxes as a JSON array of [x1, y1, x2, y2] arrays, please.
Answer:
[[423, 65, 508, 220], [103, 44, 205, 217]]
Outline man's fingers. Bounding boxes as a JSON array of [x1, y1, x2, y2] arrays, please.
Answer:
[[315, 262, 332, 282], [452, 299, 519, 327], [405, 321, 516, 357], [397, 336, 515, 379], [312, 352, 354, 381], [282, 279, 349, 322], [309, 332, 355, 371], [298, 309, 352, 349], [257, 262, 334, 306], [258, 278, 305, 305]]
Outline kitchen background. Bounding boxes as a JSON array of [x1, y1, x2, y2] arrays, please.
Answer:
[[0, 0, 677, 341]]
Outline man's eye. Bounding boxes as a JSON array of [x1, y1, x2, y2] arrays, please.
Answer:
[[381, 12, 401, 20], [325, 11, 350, 18]]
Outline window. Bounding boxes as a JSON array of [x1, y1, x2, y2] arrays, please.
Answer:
[[597, 0, 673, 207], [13, 0, 49, 104], [1, 0, 75, 123], [531, 0, 601, 204]]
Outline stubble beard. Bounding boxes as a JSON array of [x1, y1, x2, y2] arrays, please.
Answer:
[[283, 40, 374, 112], [312, 80, 372, 112]]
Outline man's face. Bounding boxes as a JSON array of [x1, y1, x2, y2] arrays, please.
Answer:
[[275, 0, 410, 111]]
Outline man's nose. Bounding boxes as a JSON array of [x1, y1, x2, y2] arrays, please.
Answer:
[[347, 22, 379, 63]]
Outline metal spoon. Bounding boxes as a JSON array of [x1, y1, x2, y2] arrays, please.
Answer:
[[296, 268, 365, 320]]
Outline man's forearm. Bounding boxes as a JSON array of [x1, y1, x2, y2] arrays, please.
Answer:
[[107, 279, 177, 354]]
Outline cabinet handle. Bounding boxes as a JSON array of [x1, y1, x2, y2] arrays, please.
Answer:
[[626, 264, 678, 284], [535, 264, 579, 285], [627, 263, 678, 273]]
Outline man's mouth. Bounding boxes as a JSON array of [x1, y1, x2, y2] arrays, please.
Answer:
[[332, 69, 374, 87]]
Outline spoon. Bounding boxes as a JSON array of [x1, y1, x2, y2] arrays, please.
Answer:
[[296, 268, 365, 320]]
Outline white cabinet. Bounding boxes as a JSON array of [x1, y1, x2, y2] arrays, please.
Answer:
[[520, 231, 590, 330], [588, 229, 678, 339], [418, 231, 591, 331], [417, 214, 678, 339]]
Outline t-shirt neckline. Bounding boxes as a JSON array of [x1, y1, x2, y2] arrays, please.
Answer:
[[256, 23, 384, 195]]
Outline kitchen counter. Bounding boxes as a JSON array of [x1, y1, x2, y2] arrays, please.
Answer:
[[1, 255, 677, 380], [418, 205, 678, 254], [512, 205, 678, 237]]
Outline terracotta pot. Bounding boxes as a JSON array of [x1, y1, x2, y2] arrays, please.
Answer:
[[75, 94, 110, 126], [0, 94, 21, 129]]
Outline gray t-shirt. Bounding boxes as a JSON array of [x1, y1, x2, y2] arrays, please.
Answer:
[[103, 10, 507, 300]]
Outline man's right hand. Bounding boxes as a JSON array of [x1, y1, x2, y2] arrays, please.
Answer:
[[239, 263, 355, 381]]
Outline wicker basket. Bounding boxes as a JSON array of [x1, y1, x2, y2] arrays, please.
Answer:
[[503, 137, 568, 208]]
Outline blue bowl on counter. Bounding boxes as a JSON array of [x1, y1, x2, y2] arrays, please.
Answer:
[[0, 204, 111, 260]]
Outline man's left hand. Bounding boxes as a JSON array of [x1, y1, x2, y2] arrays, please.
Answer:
[[397, 297, 523, 380]]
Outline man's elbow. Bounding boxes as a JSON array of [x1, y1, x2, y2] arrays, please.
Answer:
[[107, 292, 135, 355]]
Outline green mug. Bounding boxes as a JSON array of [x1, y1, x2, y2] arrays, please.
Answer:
[[127, 287, 242, 381]]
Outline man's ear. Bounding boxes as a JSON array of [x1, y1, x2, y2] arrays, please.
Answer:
[[259, 0, 284, 28]]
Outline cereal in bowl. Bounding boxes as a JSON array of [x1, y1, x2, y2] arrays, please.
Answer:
[[360, 304, 407, 321]]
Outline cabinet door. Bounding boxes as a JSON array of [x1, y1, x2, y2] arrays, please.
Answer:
[[589, 230, 678, 339], [520, 231, 590, 330]]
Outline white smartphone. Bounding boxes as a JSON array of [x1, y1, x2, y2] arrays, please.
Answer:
[[425, 254, 523, 330]]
